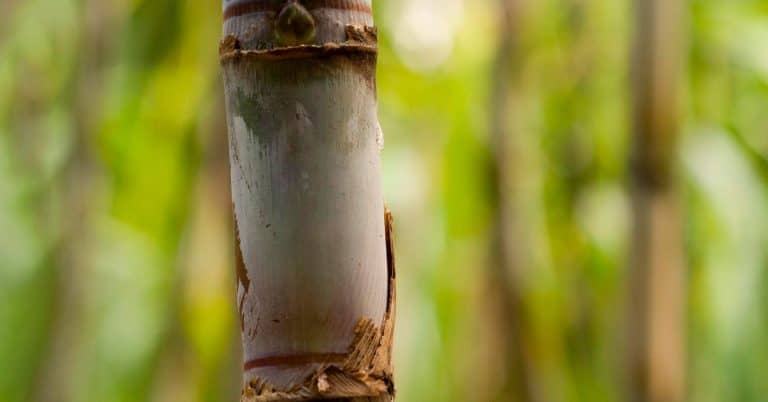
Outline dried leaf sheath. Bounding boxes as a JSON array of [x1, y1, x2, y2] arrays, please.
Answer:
[[219, 1, 394, 400]]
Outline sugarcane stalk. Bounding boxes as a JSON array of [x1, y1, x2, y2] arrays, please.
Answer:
[[219, 1, 395, 400]]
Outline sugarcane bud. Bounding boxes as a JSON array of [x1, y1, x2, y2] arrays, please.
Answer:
[[275, 0, 316, 46]]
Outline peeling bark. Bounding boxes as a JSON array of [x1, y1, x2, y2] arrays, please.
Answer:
[[219, 1, 394, 401]]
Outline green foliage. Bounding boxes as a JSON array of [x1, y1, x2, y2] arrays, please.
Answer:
[[1, 0, 767, 401]]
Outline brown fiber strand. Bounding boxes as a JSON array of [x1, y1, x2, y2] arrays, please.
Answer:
[[219, 40, 377, 61]]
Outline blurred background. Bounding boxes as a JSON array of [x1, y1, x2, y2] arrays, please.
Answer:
[[2, 0, 768, 401]]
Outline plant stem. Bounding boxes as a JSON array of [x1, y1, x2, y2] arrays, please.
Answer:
[[220, 1, 395, 401]]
